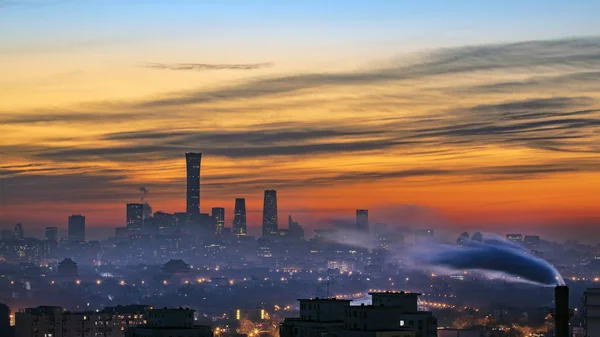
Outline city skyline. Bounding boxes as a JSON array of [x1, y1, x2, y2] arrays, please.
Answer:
[[1, 1, 600, 241]]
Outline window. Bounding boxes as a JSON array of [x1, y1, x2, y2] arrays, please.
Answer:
[[353, 311, 357, 318], [400, 320, 405, 327]]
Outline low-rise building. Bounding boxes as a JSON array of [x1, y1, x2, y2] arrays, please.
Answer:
[[126, 308, 212, 337], [280, 292, 437, 337]]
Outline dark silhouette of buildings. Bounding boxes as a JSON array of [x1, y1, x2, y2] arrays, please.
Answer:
[[506, 233, 523, 244], [262, 190, 278, 237], [126, 308, 212, 337], [280, 292, 437, 337], [13, 223, 24, 240], [212, 207, 225, 235], [163, 259, 190, 275], [58, 258, 78, 277], [288, 215, 304, 239], [45, 226, 58, 242], [126, 203, 144, 234], [356, 209, 369, 232], [0, 303, 11, 337], [67, 215, 85, 243], [233, 198, 247, 236], [186, 152, 202, 221]]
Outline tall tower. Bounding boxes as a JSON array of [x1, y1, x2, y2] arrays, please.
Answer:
[[68, 215, 86, 243], [212, 207, 225, 235], [262, 190, 278, 237], [233, 198, 247, 236], [356, 209, 369, 232], [185, 153, 202, 221], [126, 203, 144, 234]]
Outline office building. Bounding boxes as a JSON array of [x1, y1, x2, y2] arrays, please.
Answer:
[[233, 198, 247, 236], [15, 305, 148, 337], [356, 209, 369, 232], [262, 190, 278, 237], [186, 153, 202, 221], [127, 203, 144, 234], [212, 207, 225, 235], [280, 291, 437, 337], [45, 226, 58, 242], [585, 288, 600, 337], [68, 215, 85, 243], [506, 233, 523, 244], [13, 223, 24, 240], [126, 308, 212, 337]]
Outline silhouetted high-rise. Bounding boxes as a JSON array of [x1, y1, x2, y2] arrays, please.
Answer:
[[185, 153, 202, 221], [68, 215, 86, 243], [356, 209, 369, 232], [13, 223, 24, 240], [45, 226, 58, 242], [262, 190, 279, 237], [212, 207, 225, 235], [233, 198, 247, 236], [126, 203, 144, 233]]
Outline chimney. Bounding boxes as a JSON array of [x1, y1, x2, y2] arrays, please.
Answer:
[[553, 286, 572, 337]]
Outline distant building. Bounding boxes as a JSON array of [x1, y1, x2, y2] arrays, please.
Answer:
[[280, 292, 436, 337], [58, 258, 78, 277], [126, 308, 212, 337], [262, 190, 279, 237], [115, 227, 128, 239], [415, 229, 434, 243], [212, 207, 225, 235], [68, 215, 85, 243], [457, 232, 470, 246], [45, 227, 58, 242], [233, 198, 247, 236], [356, 209, 369, 232], [15, 305, 148, 337], [186, 153, 202, 221], [585, 288, 600, 337], [506, 233, 523, 244], [524, 235, 541, 249], [13, 223, 24, 240], [288, 215, 305, 239], [127, 203, 144, 234]]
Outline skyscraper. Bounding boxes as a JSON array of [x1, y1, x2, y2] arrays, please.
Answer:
[[356, 209, 369, 232], [262, 190, 278, 237], [288, 215, 305, 239], [126, 203, 144, 233], [45, 227, 58, 242], [212, 207, 225, 235], [68, 215, 86, 243], [13, 223, 24, 240], [233, 198, 247, 236], [185, 152, 202, 220]]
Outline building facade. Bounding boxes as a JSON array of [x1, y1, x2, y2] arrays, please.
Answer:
[[356, 210, 369, 232], [212, 207, 225, 235], [67, 215, 85, 243], [281, 292, 436, 337], [186, 153, 202, 221], [585, 288, 600, 337], [126, 308, 212, 337], [45, 227, 58, 242], [262, 190, 278, 237], [233, 198, 247, 236], [126, 203, 144, 234]]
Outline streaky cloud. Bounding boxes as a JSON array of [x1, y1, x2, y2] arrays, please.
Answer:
[[141, 62, 274, 71]]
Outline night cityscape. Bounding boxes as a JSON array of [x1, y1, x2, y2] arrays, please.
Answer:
[[1, 1, 600, 337]]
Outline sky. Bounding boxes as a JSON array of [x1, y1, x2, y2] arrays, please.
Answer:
[[1, 0, 600, 241]]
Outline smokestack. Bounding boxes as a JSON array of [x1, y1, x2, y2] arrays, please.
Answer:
[[553, 286, 572, 337]]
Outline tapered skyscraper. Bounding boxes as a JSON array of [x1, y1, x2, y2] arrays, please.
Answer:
[[262, 190, 278, 237], [185, 153, 202, 220], [233, 198, 247, 235]]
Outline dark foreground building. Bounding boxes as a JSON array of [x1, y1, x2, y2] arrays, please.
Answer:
[[127, 308, 212, 337]]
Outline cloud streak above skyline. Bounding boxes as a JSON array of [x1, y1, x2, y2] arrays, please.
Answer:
[[1, 0, 600, 240]]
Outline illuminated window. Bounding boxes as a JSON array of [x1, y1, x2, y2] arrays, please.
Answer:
[[400, 320, 405, 327]]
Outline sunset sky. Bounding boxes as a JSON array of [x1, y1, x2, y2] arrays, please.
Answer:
[[1, 0, 600, 240]]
